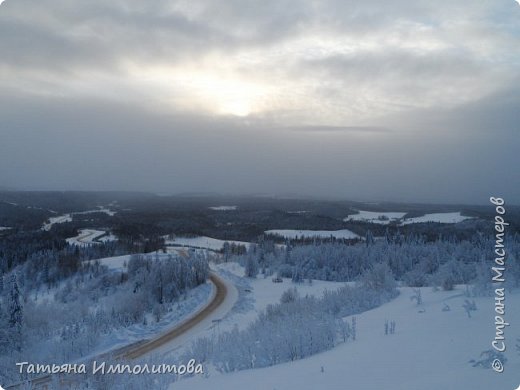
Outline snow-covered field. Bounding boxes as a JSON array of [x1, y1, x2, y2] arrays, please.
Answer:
[[265, 229, 359, 239], [211, 262, 346, 331], [41, 207, 116, 231], [401, 212, 473, 225], [209, 206, 238, 211], [165, 236, 251, 251], [172, 286, 520, 390], [345, 210, 407, 224], [66, 229, 117, 246], [343, 210, 474, 226], [0, 226, 11, 231]]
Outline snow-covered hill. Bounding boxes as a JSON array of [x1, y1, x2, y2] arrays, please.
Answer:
[[172, 286, 520, 390]]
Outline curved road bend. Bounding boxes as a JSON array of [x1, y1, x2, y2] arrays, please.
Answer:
[[122, 272, 228, 359], [5, 272, 229, 389]]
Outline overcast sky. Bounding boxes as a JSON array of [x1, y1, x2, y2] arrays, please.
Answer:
[[0, 0, 519, 204]]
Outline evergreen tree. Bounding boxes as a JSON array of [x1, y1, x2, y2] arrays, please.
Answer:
[[9, 273, 23, 330]]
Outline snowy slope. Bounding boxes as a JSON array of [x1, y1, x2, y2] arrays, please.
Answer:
[[171, 287, 520, 390], [212, 262, 347, 331]]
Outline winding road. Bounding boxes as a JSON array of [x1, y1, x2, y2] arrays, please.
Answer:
[[5, 271, 234, 389], [121, 272, 228, 359]]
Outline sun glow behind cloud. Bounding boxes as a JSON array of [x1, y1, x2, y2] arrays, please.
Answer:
[[122, 62, 274, 117], [0, 1, 518, 126], [1, 0, 518, 126]]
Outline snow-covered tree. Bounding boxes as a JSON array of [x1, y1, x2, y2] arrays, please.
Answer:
[[9, 273, 23, 330], [245, 255, 259, 278]]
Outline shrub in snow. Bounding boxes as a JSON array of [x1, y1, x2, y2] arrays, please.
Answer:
[[469, 349, 506, 369], [463, 299, 477, 318], [277, 264, 292, 278], [471, 261, 493, 296], [390, 320, 396, 334], [359, 262, 397, 293], [410, 288, 422, 306], [402, 268, 428, 287], [351, 316, 357, 341], [280, 287, 299, 304], [291, 265, 304, 283], [384, 320, 396, 335]]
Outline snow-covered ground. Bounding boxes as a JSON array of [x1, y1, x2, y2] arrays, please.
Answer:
[[0, 226, 11, 231], [42, 214, 73, 230], [165, 236, 251, 251], [66, 229, 117, 246], [152, 263, 346, 359], [209, 206, 238, 211], [172, 286, 520, 390], [212, 262, 346, 331], [345, 210, 407, 224], [344, 210, 474, 225], [401, 212, 473, 225], [265, 229, 359, 239], [41, 207, 116, 231], [74, 207, 117, 217], [1, 201, 18, 206]]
